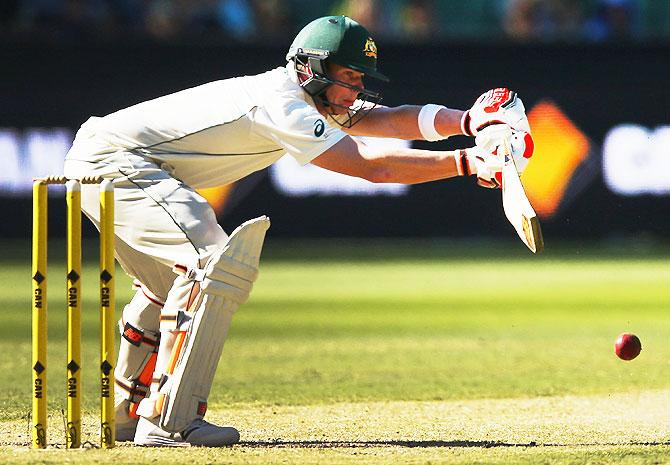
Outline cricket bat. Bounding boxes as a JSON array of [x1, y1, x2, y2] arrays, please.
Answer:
[[501, 140, 544, 253]]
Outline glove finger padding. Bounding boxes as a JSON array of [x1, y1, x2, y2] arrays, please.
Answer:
[[476, 125, 534, 175], [462, 88, 531, 136], [508, 130, 534, 174], [475, 124, 512, 154], [465, 146, 503, 189]]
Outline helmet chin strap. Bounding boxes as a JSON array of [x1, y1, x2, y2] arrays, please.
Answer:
[[312, 82, 382, 129], [318, 94, 380, 129], [292, 55, 382, 129]]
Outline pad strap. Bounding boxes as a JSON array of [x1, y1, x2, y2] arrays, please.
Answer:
[[173, 255, 259, 305], [115, 377, 150, 404], [120, 320, 160, 348]]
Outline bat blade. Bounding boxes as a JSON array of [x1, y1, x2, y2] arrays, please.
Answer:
[[501, 141, 544, 253]]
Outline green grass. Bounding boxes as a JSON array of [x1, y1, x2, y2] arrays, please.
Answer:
[[1, 239, 669, 464]]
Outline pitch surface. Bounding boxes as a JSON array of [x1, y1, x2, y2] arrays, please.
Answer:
[[1, 240, 669, 464]]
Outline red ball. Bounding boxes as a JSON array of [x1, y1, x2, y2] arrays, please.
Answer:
[[615, 333, 642, 361]]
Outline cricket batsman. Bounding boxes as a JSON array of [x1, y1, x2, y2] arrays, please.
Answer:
[[63, 15, 532, 446]]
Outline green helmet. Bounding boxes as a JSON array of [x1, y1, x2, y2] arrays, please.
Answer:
[[286, 15, 389, 82], [286, 16, 388, 127]]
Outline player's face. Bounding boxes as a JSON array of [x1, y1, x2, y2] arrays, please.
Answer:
[[324, 63, 365, 114]]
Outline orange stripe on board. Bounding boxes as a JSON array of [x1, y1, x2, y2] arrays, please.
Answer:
[[523, 101, 590, 219], [196, 185, 234, 215]]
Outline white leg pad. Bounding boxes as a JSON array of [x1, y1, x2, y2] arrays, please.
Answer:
[[159, 216, 270, 433]]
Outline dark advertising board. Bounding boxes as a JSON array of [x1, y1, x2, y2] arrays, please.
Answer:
[[2, 43, 668, 239]]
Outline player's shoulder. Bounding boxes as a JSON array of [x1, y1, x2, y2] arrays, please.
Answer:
[[254, 67, 318, 111], [227, 66, 290, 90], [252, 66, 304, 99]]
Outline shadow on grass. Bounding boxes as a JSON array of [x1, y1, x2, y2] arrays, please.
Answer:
[[238, 440, 670, 448], [4, 439, 670, 449]]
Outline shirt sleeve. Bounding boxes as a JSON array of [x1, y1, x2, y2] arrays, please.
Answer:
[[251, 96, 347, 165]]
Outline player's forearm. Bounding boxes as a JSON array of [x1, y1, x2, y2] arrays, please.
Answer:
[[347, 105, 465, 140], [312, 135, 466, 184], [434, 107, 465, 139], [359, 145, 463, 184]]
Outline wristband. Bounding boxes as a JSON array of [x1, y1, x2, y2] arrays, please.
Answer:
[[418, 104, 447, 141]]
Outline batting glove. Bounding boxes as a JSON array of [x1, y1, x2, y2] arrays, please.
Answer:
[[456, 146, 503, 189], [475, 124, 534, 175], [460, 88, 531, 136]]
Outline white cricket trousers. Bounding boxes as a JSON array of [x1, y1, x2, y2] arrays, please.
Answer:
[[63, 152, 229, 297]]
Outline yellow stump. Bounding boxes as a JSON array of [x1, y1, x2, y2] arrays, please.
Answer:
[[65, 180, 82, 448], [32, 181, 48, 449], [99, 180, 115, 448]]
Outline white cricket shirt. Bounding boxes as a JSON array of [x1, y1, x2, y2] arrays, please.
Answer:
[[66, 66, 347, 188]]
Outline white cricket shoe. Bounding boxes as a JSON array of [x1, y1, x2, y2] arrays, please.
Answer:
[[133, 416, 240, 447], [115, 399, 139, 442]]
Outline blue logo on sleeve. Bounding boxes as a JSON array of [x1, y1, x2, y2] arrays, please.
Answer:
[[313, 119, 325, 137]]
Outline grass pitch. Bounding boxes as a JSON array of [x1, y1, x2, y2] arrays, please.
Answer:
[[1, 239, 669, 464]]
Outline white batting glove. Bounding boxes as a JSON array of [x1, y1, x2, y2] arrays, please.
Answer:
[[475, 124, 534, 175], [461, 88, 531, 136], [455, 146, 503, 189]]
